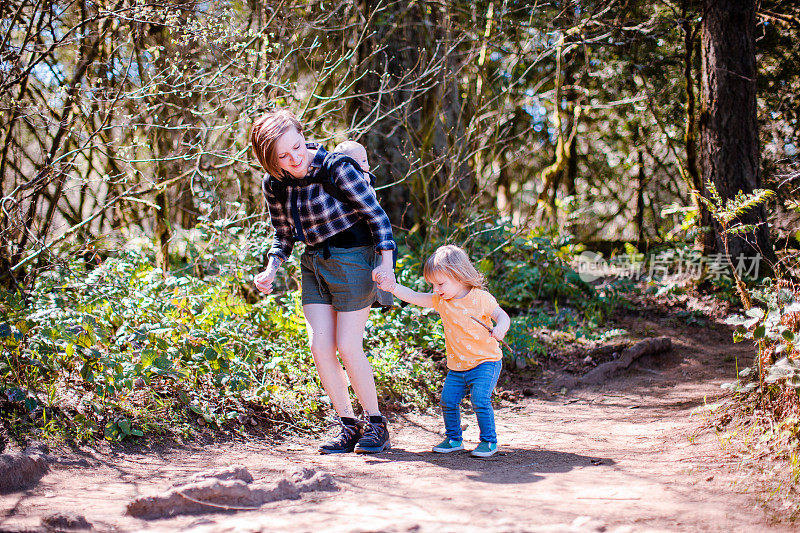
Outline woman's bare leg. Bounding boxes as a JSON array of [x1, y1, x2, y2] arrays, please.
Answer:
[[335, 305, 380, 416], [303, 303, 355, 418]]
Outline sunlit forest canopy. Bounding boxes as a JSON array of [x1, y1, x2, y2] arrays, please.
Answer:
[[1, 0, 798, 286]]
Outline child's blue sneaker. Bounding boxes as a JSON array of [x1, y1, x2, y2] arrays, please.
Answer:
[[470, 441, 498, 457], [432, 438, 464, 453]]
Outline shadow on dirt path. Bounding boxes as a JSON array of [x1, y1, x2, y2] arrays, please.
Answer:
[[356, 443, 613, 484], [0, 315, 793, 532]]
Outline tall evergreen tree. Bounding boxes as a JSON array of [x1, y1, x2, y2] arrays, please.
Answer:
[[700, 0, 774, 262]]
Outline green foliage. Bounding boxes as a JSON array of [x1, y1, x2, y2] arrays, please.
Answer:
[[395, 222, 623, 367], [0, 234, 439, 442], [2, 249, 301, 440], [433, 220, 614, 319], [695, 182, 775, 228], [480, 232, 585, 308], [722, 281, 800, 397], [398, 216, 628, 371], [1, 209, 629, 443]]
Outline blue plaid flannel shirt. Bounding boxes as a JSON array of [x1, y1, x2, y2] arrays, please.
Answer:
[[263, 143, 396, 261]]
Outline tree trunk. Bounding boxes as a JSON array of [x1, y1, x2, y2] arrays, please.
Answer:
[[565, 137, 578, 197], [350, 0, 470, 241], [680, 3, 713, 253], [154, 186, 171, 272], [700, 0, 773, 262], [636, 150, 646, 247]]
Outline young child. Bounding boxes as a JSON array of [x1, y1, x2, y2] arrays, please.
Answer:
[[376, 245, 510, 457], [333, 140, 370, 173]]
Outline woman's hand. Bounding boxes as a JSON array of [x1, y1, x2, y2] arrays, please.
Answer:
[[372, 266, 395, 291], [255, 257, 282, 294], [375, 271, 396, 293], [372, 249, 395, 291], [254, 270, 277, 294]]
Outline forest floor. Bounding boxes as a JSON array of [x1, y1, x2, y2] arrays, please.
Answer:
[[1, 307, 797, 532]]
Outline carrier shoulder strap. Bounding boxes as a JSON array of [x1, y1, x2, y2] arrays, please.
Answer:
[[319, 152, 375, 205], [263, 152, 374, 207], [263, 152, 379, 228]]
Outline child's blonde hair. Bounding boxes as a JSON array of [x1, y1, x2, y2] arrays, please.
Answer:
[[423, 245, 485, 290], [333, 140, 365, 155]]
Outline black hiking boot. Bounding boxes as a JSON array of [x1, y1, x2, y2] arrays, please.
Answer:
[[318, 417, 363, 454], [354, 415, 391, 454]]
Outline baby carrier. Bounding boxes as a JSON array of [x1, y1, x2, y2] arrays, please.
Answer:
[[263, 153, 375, 256]]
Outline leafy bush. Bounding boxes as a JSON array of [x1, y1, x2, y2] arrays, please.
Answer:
[[0, 221, 440, 442], [2, 251, 313, 439], [724, 280, 800, 399], [404, 217, 612, 318], [1, 210, 626, 443], [386, 234, 617, 369], [469, 225, 599, 311]]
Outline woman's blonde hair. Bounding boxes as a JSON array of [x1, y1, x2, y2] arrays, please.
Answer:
[[250, 109, 303, 177], [423, 245, 485, 289]]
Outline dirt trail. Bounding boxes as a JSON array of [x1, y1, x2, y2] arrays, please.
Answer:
[[1, 317, 793, 532]]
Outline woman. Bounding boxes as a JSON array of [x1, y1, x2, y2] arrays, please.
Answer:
[[250, 109, 395, 454]]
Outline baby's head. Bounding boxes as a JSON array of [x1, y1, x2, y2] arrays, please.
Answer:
[[423, 245, 485, 295], [334, 140, 370, 173]]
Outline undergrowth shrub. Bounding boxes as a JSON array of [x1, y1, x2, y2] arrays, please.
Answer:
[[714, 277, 800, 520], [1, 251, 319, 440], [1, 212, 624, 443], [701, 184, 800, 520], [405, 218, 617, 327], [385, 235, 619, 370], [724, 279, 800, 399], [472, 227, 599, 312], [0, 229, 440, 442]]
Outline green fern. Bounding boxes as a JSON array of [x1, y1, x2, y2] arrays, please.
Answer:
[[694, 180, 775, 312], [726, 223, 761, 236], [695, 182, 774, 225]]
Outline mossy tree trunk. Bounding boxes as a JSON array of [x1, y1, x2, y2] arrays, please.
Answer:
[[700, 0, 773, 263]]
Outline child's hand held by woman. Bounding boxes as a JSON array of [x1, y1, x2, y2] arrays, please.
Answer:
[[375, 271, 396, 292]]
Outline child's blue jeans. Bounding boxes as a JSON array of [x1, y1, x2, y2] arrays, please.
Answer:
[[440, 360, 502, 443]]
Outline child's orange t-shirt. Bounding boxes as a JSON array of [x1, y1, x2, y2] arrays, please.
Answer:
[[431, 288, 502, 371]]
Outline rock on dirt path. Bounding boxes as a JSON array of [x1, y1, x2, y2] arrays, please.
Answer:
[[0, 445, 48, 494], [0, 317, 793, 532]]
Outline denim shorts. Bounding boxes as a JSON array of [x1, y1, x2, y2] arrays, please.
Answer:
[[300, 245, 393, 312]]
